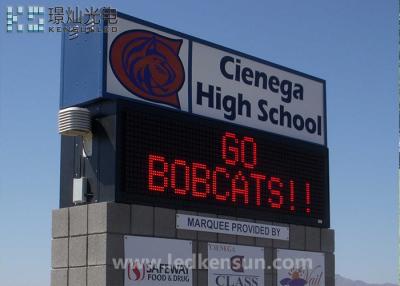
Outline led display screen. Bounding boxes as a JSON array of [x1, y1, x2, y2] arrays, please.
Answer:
[[118, 101, 329, 227]]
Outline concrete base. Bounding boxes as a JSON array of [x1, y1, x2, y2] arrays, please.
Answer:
[[51, 202, 335, 286]]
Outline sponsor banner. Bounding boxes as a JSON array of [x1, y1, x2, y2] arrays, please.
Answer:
[[208, 243, 265, 286], [124, 236, 192, 286], [277, 249, 325, 286], [106, 14, 326, 145], [176, 214, 289, 240]]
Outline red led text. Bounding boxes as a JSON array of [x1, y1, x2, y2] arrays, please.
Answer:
[[148, 132, 312, 214]]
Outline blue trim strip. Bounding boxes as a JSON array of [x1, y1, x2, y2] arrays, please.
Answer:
[[323, 82, 328, 145], [102, 17, 108, 97], [188, 40, 193, 113], [59, 24, 65, 108]]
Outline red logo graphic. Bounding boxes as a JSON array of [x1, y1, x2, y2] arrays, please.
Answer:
[[230, 255, 245, 272], [109, 30, 185, 108], [127, 262, 146, 281]]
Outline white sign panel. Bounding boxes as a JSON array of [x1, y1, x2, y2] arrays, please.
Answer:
[[192, 42, 325, 145], [277, 249, 325, 286], [106, 14, 326, 145], [124, 236, 193, 286], [208, 243, 265, 286], [176, 214, 289, 240]]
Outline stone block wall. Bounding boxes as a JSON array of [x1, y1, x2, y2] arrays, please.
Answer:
[[51, 202, 335, 286]]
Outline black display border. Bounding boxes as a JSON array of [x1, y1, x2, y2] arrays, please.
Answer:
[[114, 99, 330, 228]]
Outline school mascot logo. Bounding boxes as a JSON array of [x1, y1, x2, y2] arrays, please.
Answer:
[[110, 30, 185, 108]]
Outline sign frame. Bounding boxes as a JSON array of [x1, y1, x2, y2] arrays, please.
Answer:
[[59, 13, 330, 228]]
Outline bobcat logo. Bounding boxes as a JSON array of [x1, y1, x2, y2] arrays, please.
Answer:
[[110, 30, 185, 108]]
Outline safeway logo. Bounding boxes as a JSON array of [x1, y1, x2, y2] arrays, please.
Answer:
[[127, 262, 146, 281]]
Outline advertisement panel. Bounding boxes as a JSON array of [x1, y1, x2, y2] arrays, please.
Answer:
[[208, 243, 265, 286], [277, 249, 325, 286], [124, 236, 193, 286]]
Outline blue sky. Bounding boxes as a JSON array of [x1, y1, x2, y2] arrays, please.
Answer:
[[0, 0, 398, 285]]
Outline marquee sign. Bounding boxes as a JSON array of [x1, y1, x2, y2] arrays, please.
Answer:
[[61, 13, 326, 145], [60, 13, 329, 227], [117, 100, 329, 227]]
